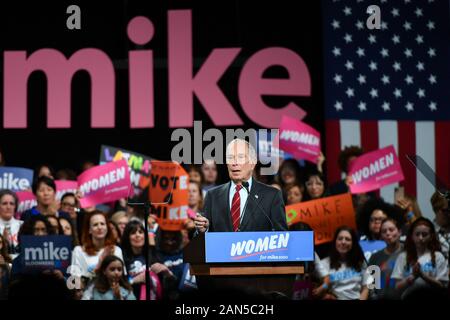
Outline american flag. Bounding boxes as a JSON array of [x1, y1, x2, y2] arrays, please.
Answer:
[[323, 0, 450, 220]]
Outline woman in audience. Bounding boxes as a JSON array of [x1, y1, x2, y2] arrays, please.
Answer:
[[357, 198, 405, 241], [188, 181, 203, 213], [303, 170, 328, 201], [21, 176, 71, 221], [11, 215, 56, 276], [186, 165, 204, 186], [320, 226, 370, 300], [201, 159, 218, 192], [430, 191, 450, 261], [36, 164, 55, 179], [286, 183, 304, 205], [276, 159, 303, 202], [60, 192, 80, 222], [0, 189, 23, 257], [392, 217, 449, 299], [47, 216, 62, 234], [328, 146, 364, 195], [82, 255, 135, 300], [70, 210, 124, 280], [110, 211, 129, 238], [121, 221, 171, 300], [59, 217, 80, 247], [156, 229, 186, 299], [60, 192, 84, 242], [368, 218, 404, 299]]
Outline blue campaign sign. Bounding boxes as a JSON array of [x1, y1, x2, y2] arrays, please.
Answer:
[[20, 235, 72, 272], [0, 167, 34, 192], [359, 240, 386, 261], [178, 263, 197, 291], [205, 231, 314, 263]]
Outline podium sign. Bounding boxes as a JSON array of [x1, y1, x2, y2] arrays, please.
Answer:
[[205, 231, 314, 263]]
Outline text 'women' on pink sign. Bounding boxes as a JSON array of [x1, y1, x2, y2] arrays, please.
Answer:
[[348, 145, 404, 194], [278, 115, 321, 164], [77, 160, 131, 208]]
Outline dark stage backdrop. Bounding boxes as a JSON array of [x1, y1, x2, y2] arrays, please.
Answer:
[[0, 0, 323, 179]]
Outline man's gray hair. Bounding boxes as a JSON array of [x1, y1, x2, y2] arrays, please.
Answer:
[[226, 138, 258, 164]]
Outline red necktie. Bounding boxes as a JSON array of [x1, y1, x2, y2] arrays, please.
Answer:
[[231, 184, 242, 232]]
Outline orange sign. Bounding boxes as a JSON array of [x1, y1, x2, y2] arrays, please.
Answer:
[[285, 193, 356, 245], [149, 161, 189, 231]]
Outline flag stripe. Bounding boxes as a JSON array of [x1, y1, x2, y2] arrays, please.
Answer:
[[360, 121, 379, 153], [378, 121, 399, 203], [397, 121, 417, 198], [340, 120, 360, 148], [325, 120, 341, 185], [435, 121, 450, 193], [415, 122, 435, 221], [360, 120, 380, 197]]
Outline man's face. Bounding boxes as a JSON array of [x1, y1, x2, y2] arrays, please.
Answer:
[[226, 141, 255, 184]]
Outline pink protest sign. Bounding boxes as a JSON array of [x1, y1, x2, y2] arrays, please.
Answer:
[[77, 160, 131, 208], [55, 180, 79, 201], [348, 145, 404, 194], [187, 208, 197, 219], [277, 115, 321, 164], [16, 191, 37, 214]]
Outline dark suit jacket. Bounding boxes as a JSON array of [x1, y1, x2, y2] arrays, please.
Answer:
[[202, 180, 288, 232]]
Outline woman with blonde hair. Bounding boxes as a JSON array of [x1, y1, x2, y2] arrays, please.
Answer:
[[110, 210, 129, 238]]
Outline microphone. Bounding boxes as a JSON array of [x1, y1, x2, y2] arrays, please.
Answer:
[[242, 181, 275, 232]]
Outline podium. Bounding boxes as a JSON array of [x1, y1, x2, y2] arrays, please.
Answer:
[[183, 231, 313, 298]]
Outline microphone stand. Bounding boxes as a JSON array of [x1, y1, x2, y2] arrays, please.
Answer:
[[242, 182, 275, 232], [406, 154, 450, 202], [127, 200, 152, 301]]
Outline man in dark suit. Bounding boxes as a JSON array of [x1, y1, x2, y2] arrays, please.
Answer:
[[193, 139, 287, 232]]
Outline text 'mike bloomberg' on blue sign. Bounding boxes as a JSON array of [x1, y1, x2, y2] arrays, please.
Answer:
[[20, 235, 72, 273], [205, 231, 314, 263]]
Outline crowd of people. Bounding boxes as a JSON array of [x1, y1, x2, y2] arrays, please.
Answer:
[[0, 145, 449, 300]]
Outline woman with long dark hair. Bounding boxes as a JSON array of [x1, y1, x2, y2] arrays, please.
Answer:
[[320, 226, 370, 300], [121, 221, 171, 300], [303, 169, 328, 202], [391, 217, 448, 298], [357, 198, 405, 241]]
